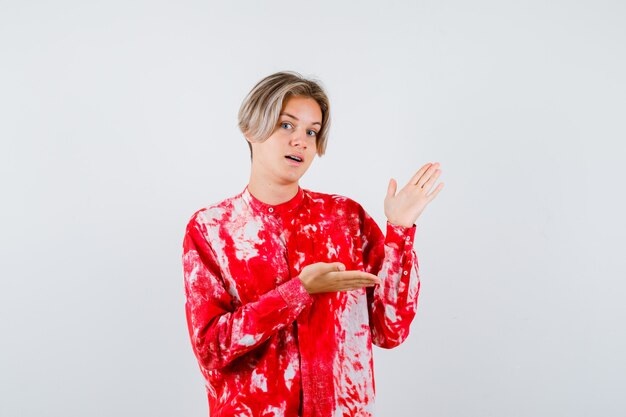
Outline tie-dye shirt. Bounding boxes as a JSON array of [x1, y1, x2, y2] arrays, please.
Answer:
[[182, 186, 420, 417]]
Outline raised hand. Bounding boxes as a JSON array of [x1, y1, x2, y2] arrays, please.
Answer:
[[384, 162, 444, 228], [298, 262, 381, 294]]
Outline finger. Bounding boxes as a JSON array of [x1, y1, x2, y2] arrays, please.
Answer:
[[427, 182, 444, 201], [337, 285, 374, 292], [344, 275, 382, 287], [350, 278, 381, 289], [408, 163, 433, 186], [421, 169, 441, 193], [344, 277, 381, 286], [335, 281, 378, 292], [417, 162, 440, 188], [386, 178, 397, 199], [329, 274, 381, 289], [334, 270, 381, 281]]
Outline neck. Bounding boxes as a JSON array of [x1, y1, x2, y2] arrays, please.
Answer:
[[247, 175, 299, 206]]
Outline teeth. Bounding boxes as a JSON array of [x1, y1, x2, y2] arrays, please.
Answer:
[[286, 155, 302, 162]]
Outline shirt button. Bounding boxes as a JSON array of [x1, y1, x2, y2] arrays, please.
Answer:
[[405, 236, 411, 243], [268, 207, 274, 213], [403, 270, 408, 275]]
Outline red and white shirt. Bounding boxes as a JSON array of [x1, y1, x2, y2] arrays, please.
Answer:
[[182, 186, 420, 417]]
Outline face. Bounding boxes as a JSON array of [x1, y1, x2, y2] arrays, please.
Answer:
[[249, 95, 322, 186]]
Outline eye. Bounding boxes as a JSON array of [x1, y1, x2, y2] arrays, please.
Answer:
[[307, 130, 318, 137], [280, 122, 293, 129]]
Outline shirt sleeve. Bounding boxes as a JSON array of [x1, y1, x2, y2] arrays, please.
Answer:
[[360, 207, 421, 348], [182, 218, 313, 370]]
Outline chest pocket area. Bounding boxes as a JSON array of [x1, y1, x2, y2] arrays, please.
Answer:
[[311, 219, 358, 269]]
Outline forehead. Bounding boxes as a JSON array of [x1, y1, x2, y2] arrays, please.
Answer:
[[281, 95, 322, 123]]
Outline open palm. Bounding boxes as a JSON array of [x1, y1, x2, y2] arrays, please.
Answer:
[[384, 162, 444, 227]]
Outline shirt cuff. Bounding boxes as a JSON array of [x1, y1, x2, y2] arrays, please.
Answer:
[[277, 277, 314, 310], [384, 220, 417, 251]]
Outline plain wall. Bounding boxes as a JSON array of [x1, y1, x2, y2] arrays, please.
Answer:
[[1, 0, 624, 416]]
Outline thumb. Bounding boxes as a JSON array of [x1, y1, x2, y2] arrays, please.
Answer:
[[328, 262, 346, 272], [386, 178, 397, 199]]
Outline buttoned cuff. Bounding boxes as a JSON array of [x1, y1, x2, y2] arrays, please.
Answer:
[[277, 277, 314, 310], [384, 221, 416, 250]]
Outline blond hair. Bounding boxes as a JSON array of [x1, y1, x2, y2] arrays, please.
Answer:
[[238, 71, 331, 159]]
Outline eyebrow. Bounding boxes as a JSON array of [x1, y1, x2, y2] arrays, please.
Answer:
[[280, 112, 322, 126]]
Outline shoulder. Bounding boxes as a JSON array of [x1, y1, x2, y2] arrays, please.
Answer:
[[185, 191, 246, 231], [303, 188, 367, 220]]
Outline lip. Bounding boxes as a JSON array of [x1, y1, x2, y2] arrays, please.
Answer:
[[285, 154, 305, 164]]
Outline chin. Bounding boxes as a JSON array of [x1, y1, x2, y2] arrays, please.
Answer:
[[282, 172, 306, 184]]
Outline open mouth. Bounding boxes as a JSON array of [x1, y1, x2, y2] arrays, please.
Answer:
[[285, 155, 303, 163]]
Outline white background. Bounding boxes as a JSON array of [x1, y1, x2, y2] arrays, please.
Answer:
[[1, 1, 625, 416]]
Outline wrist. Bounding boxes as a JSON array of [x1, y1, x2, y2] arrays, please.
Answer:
[[386, 218, 414, 228], [279, 276, 314, 306]]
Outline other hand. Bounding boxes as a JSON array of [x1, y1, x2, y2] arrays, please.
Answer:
[[298, 262, 381, 294], [385, 161, 444, 227]]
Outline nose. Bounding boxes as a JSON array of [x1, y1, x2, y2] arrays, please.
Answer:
[[290, 129, 308, 148]]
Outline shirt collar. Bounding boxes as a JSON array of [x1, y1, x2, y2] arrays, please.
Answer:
[[242, 185, 306, 216]]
